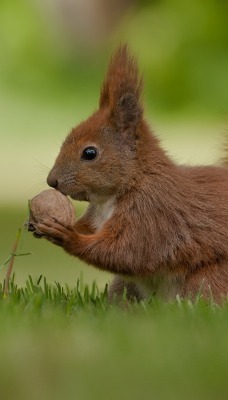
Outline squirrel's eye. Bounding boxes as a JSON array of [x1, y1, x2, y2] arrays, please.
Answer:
[[81, 146, 98, 161]]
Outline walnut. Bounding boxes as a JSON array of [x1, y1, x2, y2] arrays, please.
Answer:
[[27, 189, 75, 236]]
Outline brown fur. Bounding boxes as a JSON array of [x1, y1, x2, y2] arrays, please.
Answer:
[[34, 45, 228, 303]]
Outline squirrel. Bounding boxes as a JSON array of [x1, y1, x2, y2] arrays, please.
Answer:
[[33, 44, 228, 303]]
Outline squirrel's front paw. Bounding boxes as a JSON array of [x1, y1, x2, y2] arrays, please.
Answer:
[[33, 218, 75, 247]]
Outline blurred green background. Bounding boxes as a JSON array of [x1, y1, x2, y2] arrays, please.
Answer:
[[1, 0, 228, 287]]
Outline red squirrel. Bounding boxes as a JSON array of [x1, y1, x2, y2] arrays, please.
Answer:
[[33, 45, 228, 302]]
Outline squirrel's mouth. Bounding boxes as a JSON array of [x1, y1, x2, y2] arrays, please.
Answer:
[[54, 185, 89, 202], [70, 191, 89, 202]]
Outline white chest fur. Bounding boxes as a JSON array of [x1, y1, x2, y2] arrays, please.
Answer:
[[92, 197, 116, 231]]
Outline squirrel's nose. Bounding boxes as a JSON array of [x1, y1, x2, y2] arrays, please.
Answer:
[[47, 170, 58, 189]]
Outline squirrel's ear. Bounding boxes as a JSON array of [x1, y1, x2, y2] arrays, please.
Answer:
[[114, 92, 141, 131], [99, 44, 143, 133]]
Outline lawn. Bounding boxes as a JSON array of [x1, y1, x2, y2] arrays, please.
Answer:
[[0, 277, 228, 400]]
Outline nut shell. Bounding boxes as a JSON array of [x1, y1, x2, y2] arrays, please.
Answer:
[[28, 189, 75, 234]]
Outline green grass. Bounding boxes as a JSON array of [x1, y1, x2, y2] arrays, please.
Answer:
[[0, 276, 228, 400]]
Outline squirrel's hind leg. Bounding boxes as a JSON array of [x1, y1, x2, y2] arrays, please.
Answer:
[[108, 276, 143, 303]]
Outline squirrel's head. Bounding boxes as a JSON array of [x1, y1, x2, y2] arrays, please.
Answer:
[[47, 45, 147, 202]]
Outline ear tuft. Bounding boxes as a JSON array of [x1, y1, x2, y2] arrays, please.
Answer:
[[99, 44, 143, 130]]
